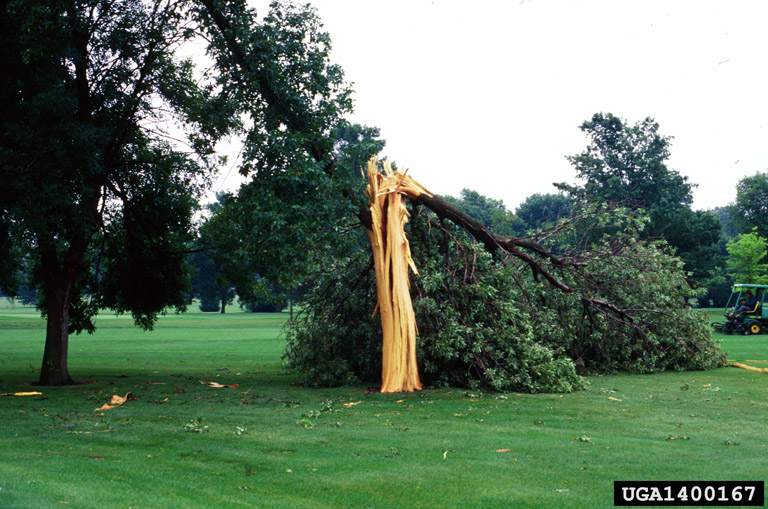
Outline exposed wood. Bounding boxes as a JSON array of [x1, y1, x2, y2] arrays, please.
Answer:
[[732, 362, 768, 374], [365, 159, 429, 393]]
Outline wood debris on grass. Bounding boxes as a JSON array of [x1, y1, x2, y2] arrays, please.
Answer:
[[94, 393, 132, 412], [731, 362, 768, 374], [198, 381, 239, 388], [1, 391, 42, 397], [365, 157, 431, 393]]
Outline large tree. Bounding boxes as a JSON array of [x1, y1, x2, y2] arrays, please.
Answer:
[[0, 0, 351, 385], [556, 112, 720, 282]]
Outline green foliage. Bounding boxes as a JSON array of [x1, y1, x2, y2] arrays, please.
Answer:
[[201, 122, 381, 302], [725, 228, 768, 284], [442, 189, 523, 237], [539, 237, 724, 373], [733, 172, 768, 237], [283, 245, 381, 387], [0, 1, 353, 383], [700, 206, 742, 306], [189, 251, 235, 313], [514, 193, 571, 233], [285, 206, 725, 392], [557, 112, 721, 282], [284, 224, 581, 392], [0, 2, 238, 345]]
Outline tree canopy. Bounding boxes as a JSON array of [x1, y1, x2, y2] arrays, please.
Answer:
[[0, 0, 351, 385], [556, 112, 720, 282]]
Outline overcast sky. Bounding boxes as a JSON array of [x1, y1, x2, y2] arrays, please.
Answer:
[[223, 0, 768, 211]]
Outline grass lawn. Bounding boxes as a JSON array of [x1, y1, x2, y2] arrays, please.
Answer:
[[1, 300, 767, 508]]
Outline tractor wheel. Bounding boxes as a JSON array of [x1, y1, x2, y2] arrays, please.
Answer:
[[747, 321, 762, 335]]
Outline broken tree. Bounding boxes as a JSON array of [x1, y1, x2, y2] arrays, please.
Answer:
[[365, 158, 431, 393]]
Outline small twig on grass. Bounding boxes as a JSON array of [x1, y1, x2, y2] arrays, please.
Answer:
[[51, 411, 81, 429], [238, 391, 301, 405]]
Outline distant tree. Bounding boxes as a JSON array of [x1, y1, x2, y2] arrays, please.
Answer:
[[726, 229, 768, 284], [443, 189, 522, 237], [556, 112, 720, 282], [239, 281, 286, 313], [699, 206, 741, 307], [712, 206, 742, 248], [515, 193, 571, 232], [189, 251, 235, 313], [733, 172, 768, 237]]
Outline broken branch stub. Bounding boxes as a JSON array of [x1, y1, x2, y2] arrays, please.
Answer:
[[365, 158, 430, 393]]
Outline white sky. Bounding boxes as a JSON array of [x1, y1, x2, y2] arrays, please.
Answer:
[[219, 0, 768, 211]]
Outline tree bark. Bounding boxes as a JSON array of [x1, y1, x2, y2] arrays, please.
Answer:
[[38, 252, 76, 386]]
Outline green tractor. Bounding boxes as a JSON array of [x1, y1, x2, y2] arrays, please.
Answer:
[[714, 284, 768, 335]]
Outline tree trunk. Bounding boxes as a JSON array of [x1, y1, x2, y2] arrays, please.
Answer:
[[37, 236, 91, 386], [365, 160, 425, 393], [38, 272, 75, 386], [220, 297, 226, 314]]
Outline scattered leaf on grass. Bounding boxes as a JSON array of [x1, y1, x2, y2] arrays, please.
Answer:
[[666, 434, 690, 440], [496, 448, 513, 453], [608, 397, 622, 402], [94, 393, 132, 412], [342, 401, 362, 407], [1, 391, 43, 397], [442, 449, 456, 459], [198, 381, 238, 388]]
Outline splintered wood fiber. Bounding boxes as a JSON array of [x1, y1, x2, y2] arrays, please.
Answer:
[[365, 157, 431, 393]]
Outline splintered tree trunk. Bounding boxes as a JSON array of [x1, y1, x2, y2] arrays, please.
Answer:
[[365, 158, 431, 393]]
